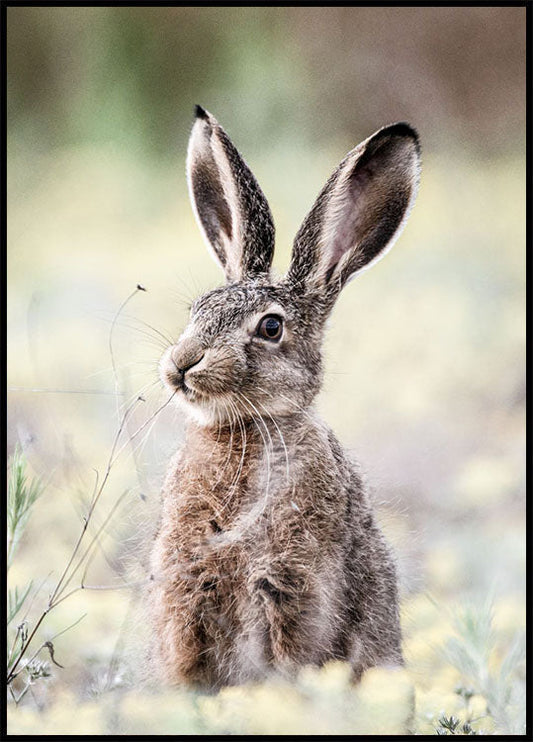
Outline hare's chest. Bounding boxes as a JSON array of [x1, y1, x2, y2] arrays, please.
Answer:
[[172, 478, 286, 590], [154, 467, 342, 683]]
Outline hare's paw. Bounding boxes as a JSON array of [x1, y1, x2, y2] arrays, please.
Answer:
[[249, 570, 313, 667], [250, 567, 304, 606], [254, 577, 293, 606]]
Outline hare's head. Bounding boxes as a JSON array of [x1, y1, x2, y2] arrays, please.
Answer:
[[160, 106, 421, 425]]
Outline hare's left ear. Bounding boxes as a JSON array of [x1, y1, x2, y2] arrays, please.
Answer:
[[187, 106, 275, 283], [287, 123, 420, 293]]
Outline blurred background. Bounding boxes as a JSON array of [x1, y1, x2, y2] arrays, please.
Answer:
[[7, 5, 526, 735]]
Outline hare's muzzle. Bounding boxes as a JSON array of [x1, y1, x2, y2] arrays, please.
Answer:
[[161, 338, 205, 393]]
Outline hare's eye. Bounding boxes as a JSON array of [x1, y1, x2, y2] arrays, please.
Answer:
[[257, 315, 283, 342]]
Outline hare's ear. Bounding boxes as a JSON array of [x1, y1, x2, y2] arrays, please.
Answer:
[[287, 123, 420, 294], [186, 106, 275, 283]]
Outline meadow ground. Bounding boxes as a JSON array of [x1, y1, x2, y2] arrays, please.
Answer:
[[7, 140, 525, 734]]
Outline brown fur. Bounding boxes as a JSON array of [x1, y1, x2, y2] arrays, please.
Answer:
[[148, 108, 420, 688], [150, 415, 401, 688]]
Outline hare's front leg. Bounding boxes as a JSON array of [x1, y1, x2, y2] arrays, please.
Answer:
[[150, 547, 209, 685], [250, 563, 339, 671], [150, 518, 236, 687]]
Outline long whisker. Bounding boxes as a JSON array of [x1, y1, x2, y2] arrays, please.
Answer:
[[253, 397, 290, 487], [206, 397, 236, 502], [111, 391, 177, 466], [211, 399, 225, 453], [98, 315, 171, 354], [235, 392, 272, 529], [108, 286, 148, 423], [126, 401, 169, 463], [257, 384, 315, 423], [169, 273, 199, 307], [84, 360, 160, 380], [219, 397, 247, 513], [120, 314, 176, 347], [115, 323, 170, 350], [239, 392, 273, 453], [118, 379, 161, 417]]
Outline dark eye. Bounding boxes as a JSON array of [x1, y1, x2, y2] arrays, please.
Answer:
[[257, 314, 283, 342]]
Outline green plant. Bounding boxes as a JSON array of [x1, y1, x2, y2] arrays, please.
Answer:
[[435, 714, 480, 735], [6, 287, 167, 706], [7, 446, 42, 571], [7, 447, 46, 703], [438, 598, 526, 735]]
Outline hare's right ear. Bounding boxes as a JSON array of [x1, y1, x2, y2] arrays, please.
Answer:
[[186, 106, 275, 283], [287, 123, 420, 295]]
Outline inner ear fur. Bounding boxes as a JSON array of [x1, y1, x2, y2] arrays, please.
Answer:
[[187, 106, 275, 283], [288, 122, 421, 292]]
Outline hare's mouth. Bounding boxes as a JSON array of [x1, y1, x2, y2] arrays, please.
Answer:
[[171, 386, 241, 427], [165, 374, 203, 401], [165, 372, 232, 407], [163, 368, 190, 395], [161, 361, 213, 400]]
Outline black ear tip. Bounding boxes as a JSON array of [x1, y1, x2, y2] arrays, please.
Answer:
[[388, 121, 419, 141], [194, 104, 208, 120], [382, 121, 421, 154]]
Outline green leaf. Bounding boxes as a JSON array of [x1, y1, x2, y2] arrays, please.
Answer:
[[7, 581, 34, 625], [7, 446, 43, 569]]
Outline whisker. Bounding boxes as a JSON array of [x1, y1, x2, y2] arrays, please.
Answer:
[[258, 385, 315, 423], [168, 274, 199, 307], [239, 392, 274, 455], [253, 397, 291, 487], [81, 361, 160, 384], [235, 392, 272, 529], [120, 313, 176, 346], [219, 397, 247, 513], [98, 316, 171, 352], [107, 286, 149, 423], [111, 391, 177, 466], [118, 379, 161, 417], [125, 406, 168, 464], [206, 398, 236, 502]]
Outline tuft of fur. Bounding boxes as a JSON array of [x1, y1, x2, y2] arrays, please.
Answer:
[[149, 108, 421, 689]]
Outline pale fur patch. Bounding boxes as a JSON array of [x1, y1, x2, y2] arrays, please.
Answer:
[[186, 117, 224, 270], [186, 111, 244, 282], [210, 130, 243, 279], [314, 133, 421, 287]]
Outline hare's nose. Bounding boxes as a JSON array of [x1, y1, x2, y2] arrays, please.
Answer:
[[170, 338, 205, 376]]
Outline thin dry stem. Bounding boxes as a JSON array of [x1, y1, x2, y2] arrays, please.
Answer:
[[7, 285, 171, 688]]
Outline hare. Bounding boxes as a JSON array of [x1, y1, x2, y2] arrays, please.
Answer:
[[149, 105, 421, 689]]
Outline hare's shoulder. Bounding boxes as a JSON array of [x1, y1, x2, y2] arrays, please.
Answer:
[[290, 418, 364, 491], [158, 416, 369, 533]]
